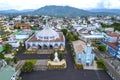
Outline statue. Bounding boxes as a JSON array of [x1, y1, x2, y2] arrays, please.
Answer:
[[54, 52, 59, 62]]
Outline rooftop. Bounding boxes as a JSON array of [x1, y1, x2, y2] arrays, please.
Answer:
[[16, 30, 33, 35], [106, 32, 120, 37], [27, 32, 64, 42], [0, 66, 15, 80], [105, 42, 118, 50], [72, 40, 86, 54]]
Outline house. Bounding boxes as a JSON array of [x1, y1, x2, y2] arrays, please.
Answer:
[[0, 60, 19, 80], [15, 30, 33, 40], [4, 34, 20, 48], [102, 31, 120, 59], [15, 23, 30, 29], [72, 40, 95, 66], [79, 29, 104, 41]]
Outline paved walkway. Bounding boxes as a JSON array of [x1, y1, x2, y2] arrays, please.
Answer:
[[34, 60, 48, 71], [84, 61, 98, 70], [19, 39, 112, 80], [37, 49, 54, 54]]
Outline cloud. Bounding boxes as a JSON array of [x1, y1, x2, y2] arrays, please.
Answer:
[[0, 0, 120, 10]]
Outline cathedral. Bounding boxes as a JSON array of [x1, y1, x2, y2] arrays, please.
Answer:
[[25, 26, 65, 49]]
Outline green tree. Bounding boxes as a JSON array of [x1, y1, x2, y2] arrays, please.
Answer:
[[61, 29, 67, 36], [4, 43, 12, 54], [97, 44, 106, 52], [68, 33, 74, 41], [50, 53, 54, 61], [58, 53, 63, 61], [74, 35, 79, 40], [0, 53, 4, 59], [12, 57, 18, 64], [19, 42, 22, 50], [21, 62, 34, 72]]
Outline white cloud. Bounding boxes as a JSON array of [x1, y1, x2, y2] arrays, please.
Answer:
[[0, 0, 120, 10]]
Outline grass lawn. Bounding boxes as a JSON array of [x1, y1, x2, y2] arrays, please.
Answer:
[[96, 59, 107, 71], [26, 60, 37, 65]]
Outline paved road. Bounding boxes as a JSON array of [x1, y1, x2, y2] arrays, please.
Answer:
[[94, 49, 120, 80], [18, 40, 112, 80]]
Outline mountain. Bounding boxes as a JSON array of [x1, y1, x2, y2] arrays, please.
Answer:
[[0, 9, 35, 13], [0, 5, 120, 16], [89, 9, 120, 14], [0, 9, 19, 13], [33, 5, 92, 17], [21, 9, 35, 12]]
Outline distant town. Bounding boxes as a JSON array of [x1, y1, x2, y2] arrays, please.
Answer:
[[0, 14, 120, 80]]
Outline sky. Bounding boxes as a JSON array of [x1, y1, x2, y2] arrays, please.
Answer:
[[0, 0, 120, 10]]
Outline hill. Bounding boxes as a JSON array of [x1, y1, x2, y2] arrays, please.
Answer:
[[33, 5, 92, 17], [0, 5, 119, 16]]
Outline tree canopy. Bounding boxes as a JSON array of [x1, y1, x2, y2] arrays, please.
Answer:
[[21, 62, 34, 72], [97, 44, 106, 52], [0, 53, 4, 59], [101, 22, 120, 31], [61, 29, 67, 36], [4, 43, 12, 54]]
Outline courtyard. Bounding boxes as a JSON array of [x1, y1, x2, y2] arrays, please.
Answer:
[[17, 39, 112, 80]]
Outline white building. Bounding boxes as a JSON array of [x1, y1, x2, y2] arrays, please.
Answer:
[[5, 34, 20, 48], [25, 26, 65, 49], [15, 30, 33, 40]]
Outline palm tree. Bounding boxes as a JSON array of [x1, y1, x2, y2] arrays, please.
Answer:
[[4, 43, 12, 54]]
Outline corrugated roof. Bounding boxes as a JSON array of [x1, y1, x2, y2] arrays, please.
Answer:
[[0, 66, 15, 80]]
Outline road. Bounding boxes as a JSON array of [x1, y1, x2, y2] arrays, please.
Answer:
[[94, 49, 120, 80]]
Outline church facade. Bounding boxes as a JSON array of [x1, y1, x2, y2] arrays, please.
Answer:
[[25, 27, 65, 49], [72, 40, 95, 66]]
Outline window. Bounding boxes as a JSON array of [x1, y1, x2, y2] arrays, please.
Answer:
[[44, 37, 48, 39]]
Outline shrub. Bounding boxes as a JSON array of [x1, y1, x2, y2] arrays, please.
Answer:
[[12, 57, 18, 64], [50, 53, 54, 61], [75, 64, 83, 69], [5, 58, 12, 64], [58, 53, 63, 61], [26, 60, 37, 65], [96, 59, 107, 71], [21, 62, 34, 72], [48, 63, 65, 69]]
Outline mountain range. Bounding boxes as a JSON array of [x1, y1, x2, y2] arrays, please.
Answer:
[[0, 5, 120, 17]]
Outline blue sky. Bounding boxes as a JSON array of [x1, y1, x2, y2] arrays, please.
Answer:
[[0, 0, 120, 10]]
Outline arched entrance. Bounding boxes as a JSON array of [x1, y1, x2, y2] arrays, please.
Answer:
[[32, 44, 37, 48], [54, 44, 58, 48], [49, 44, 53, 49], [60, 44, 64, 48], [27, 44, 31, 49], [43, 44, 48, 49], [38, 45, 42, 49]]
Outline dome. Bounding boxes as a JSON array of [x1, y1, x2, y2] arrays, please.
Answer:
[[36, 27, 59, 40]]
